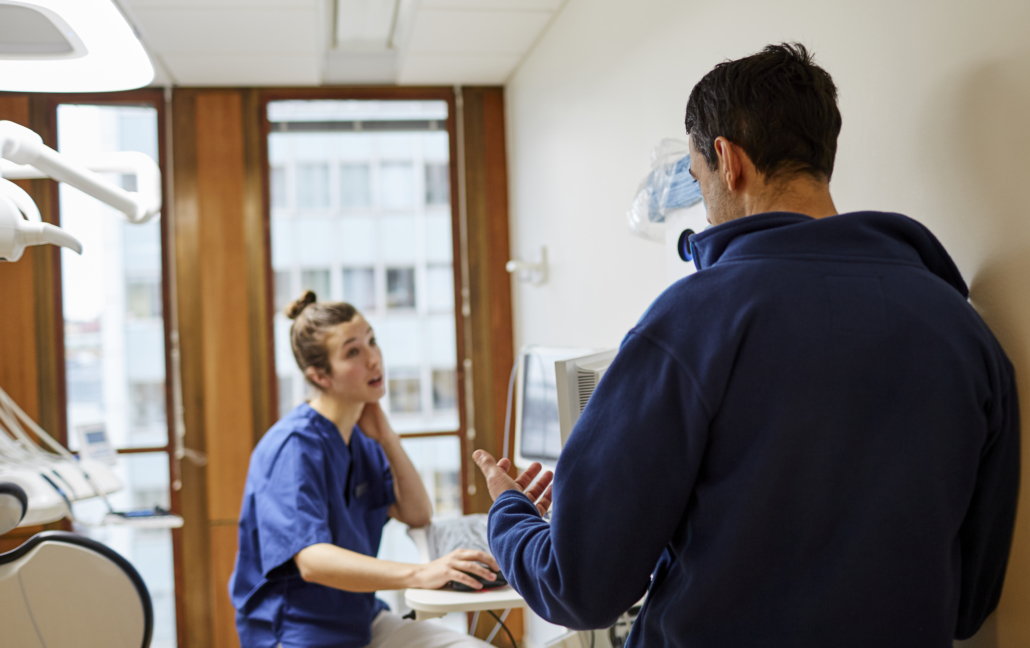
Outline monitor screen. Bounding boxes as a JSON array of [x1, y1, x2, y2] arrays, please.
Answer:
[[519, 352, 563, 462]]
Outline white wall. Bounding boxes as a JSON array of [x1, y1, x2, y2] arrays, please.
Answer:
[[505, 0, 1030, 645]]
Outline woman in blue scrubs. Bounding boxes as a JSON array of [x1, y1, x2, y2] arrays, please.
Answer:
[[230, 292, 498, 648]]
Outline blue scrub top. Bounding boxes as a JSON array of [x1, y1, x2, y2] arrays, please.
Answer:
[[229, 403, 397, 648]]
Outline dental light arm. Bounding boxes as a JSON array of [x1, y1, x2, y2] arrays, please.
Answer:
[[0, 119, 162, 262]]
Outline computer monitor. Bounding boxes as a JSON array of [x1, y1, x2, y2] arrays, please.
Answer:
[[511, 346, 595, 471], [555, 348, 618, 448]]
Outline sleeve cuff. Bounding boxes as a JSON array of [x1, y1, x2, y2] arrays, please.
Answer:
[[261, 531, 333, 579], [493, 488, 538, 512]]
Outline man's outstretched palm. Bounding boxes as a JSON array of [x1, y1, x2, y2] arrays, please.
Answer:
[[473, 450, 553, 516]]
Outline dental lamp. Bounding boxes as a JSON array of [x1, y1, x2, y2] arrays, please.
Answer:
[[0, 0, 154, 93], [0, 119, 162, 262]]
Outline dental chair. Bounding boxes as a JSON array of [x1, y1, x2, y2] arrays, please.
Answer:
[[0, 482, 153, 648]]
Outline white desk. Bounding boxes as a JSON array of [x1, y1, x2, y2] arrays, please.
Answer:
[[404, 585, 526, 621], [404, 524, 527, 628]]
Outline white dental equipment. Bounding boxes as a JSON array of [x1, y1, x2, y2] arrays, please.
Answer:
[[0, 385, 122, 526], [0, 478, 155, 648], [0, 0, 154, 93], [0, 119, 162, 262], [0, 118, 170, 528], [0, 175, 81, 261]]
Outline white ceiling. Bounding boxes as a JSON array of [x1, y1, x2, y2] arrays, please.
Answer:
[[116, 0, 568, 87]]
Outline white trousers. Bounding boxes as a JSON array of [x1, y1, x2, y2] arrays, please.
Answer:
[[364, 611, 495, 648], [276, 611, 494, 648]]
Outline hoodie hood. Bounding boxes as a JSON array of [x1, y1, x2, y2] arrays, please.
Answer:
[[689, 211, 968, 298]]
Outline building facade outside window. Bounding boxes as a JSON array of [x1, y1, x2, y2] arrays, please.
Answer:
[[267, 98, 464, 620], [269, 100, 459, 434]]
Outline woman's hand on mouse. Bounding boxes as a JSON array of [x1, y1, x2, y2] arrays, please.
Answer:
[[411, 549, 500, 590]]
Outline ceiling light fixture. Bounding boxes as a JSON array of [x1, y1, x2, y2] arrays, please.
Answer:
[[0, 0, 153, 93], [335, 0, 401, 51]]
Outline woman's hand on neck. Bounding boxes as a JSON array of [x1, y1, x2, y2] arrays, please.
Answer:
[[309, 393, 365, 445]]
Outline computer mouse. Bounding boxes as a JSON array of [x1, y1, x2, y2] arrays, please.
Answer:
[[449, 569, 507, 592]]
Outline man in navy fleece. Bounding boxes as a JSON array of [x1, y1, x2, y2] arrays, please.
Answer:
[[473, 43, 1019, 647]]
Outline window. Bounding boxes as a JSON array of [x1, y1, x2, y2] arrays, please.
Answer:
[[425, 162, 449, 206], [300, 268, 331, 301], [270, 165, 288, 209], [57, 103, 176, 648], [267, 99, 459, 459], [278, 375, 295, 421], [386, 267, 416, 310], [74, 452, 176, 648], [340, 163, 371, 208], [126, 279, 161, 319], [296, 163, 330, 209], [379, 162, 415, 209], [432, 369, 457, 412], [434, 469, 461, 517], [274, 270, 292, 313], [343, 267, 376, 312], [388, 368, 422, 414], [129, 381, 166, 432], [403, 435, 462, 518], [268, 97, 463, 622], [426, 265, 454, 312], [65, 323, 102, 406]]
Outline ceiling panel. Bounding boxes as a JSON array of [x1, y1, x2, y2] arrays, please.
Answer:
[[129, 8, 320, 54], [322, 50, 397, 84], [406, 9, 552, 54], [417, 0, 564, 9], [120, 0, 570, 86], [160, 53, 321, 86], [398, 53, 521, 84], [123, 0, 317, 7]]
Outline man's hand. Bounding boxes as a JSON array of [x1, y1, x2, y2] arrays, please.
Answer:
[[473, 450, 554, 516]]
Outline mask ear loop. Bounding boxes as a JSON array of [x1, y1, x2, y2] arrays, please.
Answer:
[[678, 228, 696, 262]]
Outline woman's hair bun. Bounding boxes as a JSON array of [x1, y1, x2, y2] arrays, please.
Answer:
[[286, 290, 317, 319]]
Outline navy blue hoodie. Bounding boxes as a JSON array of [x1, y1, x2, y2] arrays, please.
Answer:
[[488, 211, 1019, 648]]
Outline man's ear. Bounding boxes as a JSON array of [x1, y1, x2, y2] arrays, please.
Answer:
[[713, 136, 742, 192]]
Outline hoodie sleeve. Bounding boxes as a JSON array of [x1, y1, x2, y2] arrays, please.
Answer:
[[954, 354, 1020, 639], [487, 331, 711, 629]]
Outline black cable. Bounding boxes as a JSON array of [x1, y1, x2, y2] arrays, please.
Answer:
[[487, 609, 517, 648], [609, 626, 621, 648], [38, 472, 73, 517]]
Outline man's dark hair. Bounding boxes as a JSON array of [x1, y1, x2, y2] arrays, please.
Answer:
[[685, 42, 842, 181]]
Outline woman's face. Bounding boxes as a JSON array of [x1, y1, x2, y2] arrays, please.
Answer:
[[314, 314, 386, 403]]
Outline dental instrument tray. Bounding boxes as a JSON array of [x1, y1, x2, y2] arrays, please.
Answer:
[[103, 506, 184, 529], [102, 508, 183, 527]]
